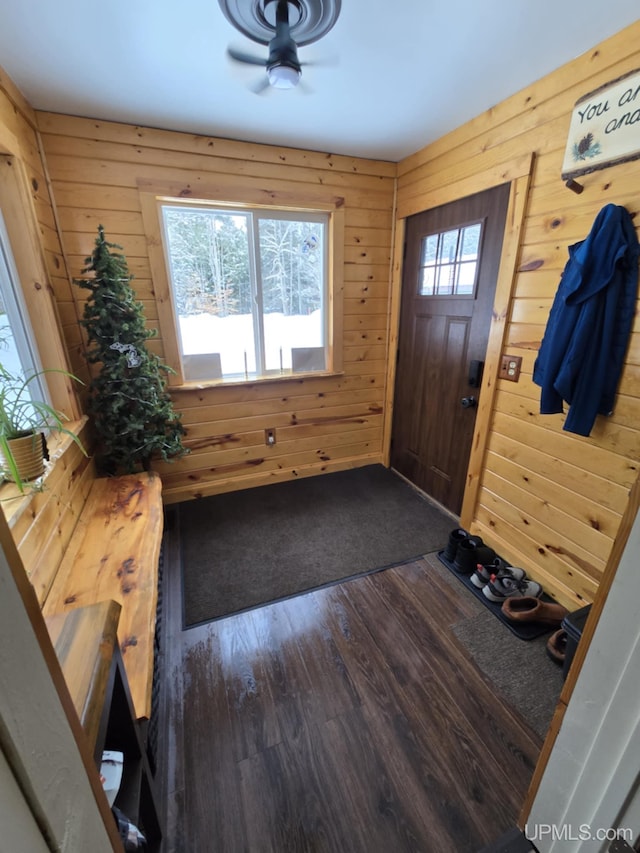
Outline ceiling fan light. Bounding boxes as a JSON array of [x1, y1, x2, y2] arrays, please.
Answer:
[[268, 64, 301, 89]]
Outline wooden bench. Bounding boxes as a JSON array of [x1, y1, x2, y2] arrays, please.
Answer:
[[45, 599, 162, 850], [41, 472, 164, 722], [45, 599, 123, 761]]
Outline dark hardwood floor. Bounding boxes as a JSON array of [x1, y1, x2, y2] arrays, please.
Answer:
[[157, 509, 541, 852]]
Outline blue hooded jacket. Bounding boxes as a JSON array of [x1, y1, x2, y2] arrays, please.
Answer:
[[532, 204, 639, 437]]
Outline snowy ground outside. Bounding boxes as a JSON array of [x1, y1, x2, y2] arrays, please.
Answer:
[[179, 310, 324, 376]]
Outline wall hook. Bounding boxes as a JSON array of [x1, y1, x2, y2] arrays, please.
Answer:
[[565, 178, 584, 194]]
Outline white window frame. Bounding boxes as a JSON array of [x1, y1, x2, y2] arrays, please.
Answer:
[[160, 203, 330, 383], [141, 190, 344, 388], [0, 210, 49, 408]]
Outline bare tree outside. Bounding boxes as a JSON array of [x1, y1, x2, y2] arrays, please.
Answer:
[[162, 206, 326, 379]]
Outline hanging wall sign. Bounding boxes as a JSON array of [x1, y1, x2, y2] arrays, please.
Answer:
[[562, 67, 640, 180]]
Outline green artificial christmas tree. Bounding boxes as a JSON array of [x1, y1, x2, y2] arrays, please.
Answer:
[[75, 226, 187, 475]]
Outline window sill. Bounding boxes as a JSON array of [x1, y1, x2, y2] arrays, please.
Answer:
[[1, 417, 89, 528], [170, 369, 345, 392]]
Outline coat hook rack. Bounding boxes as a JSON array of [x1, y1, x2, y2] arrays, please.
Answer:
[[565, 178, 584, 194]]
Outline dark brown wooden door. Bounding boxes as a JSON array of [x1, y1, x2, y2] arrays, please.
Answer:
[[391, 183, 510, 515]]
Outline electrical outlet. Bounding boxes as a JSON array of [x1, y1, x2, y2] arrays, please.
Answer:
[[499, 354, 522, 382], [265, 428, 276, 446]]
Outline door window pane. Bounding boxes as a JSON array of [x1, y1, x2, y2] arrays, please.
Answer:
[[440, 230, 459, 264], [418, 221, 483, 297], [461, 223, 481, 260], [420, 266, 436, 296], [421, 234, 438, 264]]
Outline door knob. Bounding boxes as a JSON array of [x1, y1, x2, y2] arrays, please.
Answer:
[[461, 396, 477, 408]]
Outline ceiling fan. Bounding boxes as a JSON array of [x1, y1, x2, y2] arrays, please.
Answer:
[[219, 0, 341, 92]]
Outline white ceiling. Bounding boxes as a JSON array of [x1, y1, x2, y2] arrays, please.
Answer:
[[0, 1, 637, 162]]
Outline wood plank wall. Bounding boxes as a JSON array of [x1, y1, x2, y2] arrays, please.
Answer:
[[395, 21, 640, 609], [35, 114, 397, 503], [4, 21, 639, 609], [0, 70, 95, 580], [0, 72, 89, 389], [4, 423, 95, 604]]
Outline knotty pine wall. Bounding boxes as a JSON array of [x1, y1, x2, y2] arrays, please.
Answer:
[[35, 113, 396, 504], [394, 20, 640, 610], [3, 19, 640, 609], [0, 71, 95, 580]]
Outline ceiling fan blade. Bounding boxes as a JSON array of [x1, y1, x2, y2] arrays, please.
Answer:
[[227, 46, 267, 67], [297, 79, 314, 95], [299, 54, 338, 69], [250, 75, 272, 95]]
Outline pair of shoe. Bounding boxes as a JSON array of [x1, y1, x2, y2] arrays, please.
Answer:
[[472, 560, 543, 603], [443, 528, 496, 574], [443, 527, 547, 606]]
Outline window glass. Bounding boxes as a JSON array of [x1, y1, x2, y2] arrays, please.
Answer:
[[258, 218, 325, 373], [161, 205, 328, 382], [0, 215, 47, 425], [421, 234, 438, 265], [418, 221, 483, 297], [0, 295, 24, 377], [163, 207, 256, 379]]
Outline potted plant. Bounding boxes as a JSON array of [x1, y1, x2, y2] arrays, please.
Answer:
[[0, 354, 85, 493]]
